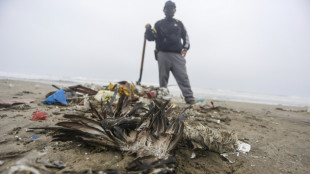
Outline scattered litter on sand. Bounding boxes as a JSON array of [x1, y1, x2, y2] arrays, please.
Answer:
[[31, 110, 48, 120], [1, 80, 258, 173], [24, 82, 245, 173], [237, 141, 251, 153], [1, 79, 310, 173]]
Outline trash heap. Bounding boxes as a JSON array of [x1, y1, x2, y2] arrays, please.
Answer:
[[22, 81, 247, 173]]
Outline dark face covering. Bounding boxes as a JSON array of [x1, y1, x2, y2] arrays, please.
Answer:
[[164, 6, 175, 19]]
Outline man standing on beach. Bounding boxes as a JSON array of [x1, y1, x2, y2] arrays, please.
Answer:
[[144, 0, 195, 104]]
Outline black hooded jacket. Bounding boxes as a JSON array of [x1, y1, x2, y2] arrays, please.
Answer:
[[145, 18, 190, 54]]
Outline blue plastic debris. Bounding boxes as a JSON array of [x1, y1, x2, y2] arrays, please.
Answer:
[[196, 98, 205, 102], [26, 135, 40, 140], [43, 89, 68, 105]]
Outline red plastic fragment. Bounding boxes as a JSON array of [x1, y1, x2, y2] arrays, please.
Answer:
[[31, 110, 48, 120], [142, 91, 156, 99]]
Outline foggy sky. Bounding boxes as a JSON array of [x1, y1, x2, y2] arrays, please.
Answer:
[[1, 0, 310, 97]]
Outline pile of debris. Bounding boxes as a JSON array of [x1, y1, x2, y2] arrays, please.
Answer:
[[7, 81, 248, 173]]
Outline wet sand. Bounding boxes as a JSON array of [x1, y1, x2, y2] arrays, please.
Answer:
[[0, 79, 309, 173]]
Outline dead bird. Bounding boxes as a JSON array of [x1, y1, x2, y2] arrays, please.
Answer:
[[183, 122, 238, 154], [30, 95, 185, 173]]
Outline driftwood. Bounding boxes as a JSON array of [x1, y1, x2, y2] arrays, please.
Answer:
[[68, 85, 98, 95]]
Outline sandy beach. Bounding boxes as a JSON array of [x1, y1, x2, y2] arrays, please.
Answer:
[[0, 79, 310, 174]]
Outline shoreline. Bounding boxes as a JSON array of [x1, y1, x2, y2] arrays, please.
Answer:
[[1, 75, 309, 107]]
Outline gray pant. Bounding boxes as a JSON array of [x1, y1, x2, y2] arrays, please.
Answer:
[[157, 51, 195, 103]]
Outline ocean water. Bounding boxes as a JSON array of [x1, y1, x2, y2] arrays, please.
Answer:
[[1, 72, 310, 107]]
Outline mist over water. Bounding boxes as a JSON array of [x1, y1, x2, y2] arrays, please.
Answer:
[[1, 0, 309, 100]]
